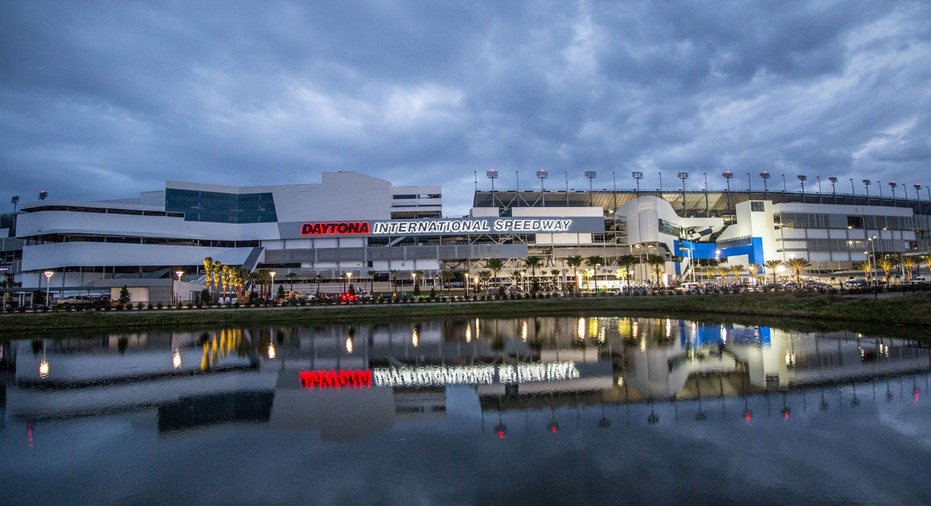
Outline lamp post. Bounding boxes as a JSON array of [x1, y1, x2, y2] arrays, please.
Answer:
[[703, 172, 709, 217], [43, 270, 54, 308], [760, 171, 770, 200], [722, 171, 733, 210], [889, 181, 897, 205], [914, 183, 921, 203], [585, 171, 596, 206], [175, 270, 183, 305], [781, 173, 787, 194], [863, 179, 871, 204], [816, 175, 822, 203], [677, 171, 689, 215], [632, 171, 643, 198], [11, 195, 19, 214], [537, 169, 548, 207], [868, 236, 877, 281], [611, 170, 617, 213], [680, 245, 694, 282], [346, 271, 352, 292], [269, 271, 276, 300], [797, 175, 807, 201], [829, 176, 838, 203]]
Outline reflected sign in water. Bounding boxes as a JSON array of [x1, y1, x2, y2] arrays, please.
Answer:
[[1, 317, 929, 504]]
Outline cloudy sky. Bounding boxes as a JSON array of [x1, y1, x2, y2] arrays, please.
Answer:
[[2, 1, 930, 216]]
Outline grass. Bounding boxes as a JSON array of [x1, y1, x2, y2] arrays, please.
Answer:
[[3, 291, 931, 341]]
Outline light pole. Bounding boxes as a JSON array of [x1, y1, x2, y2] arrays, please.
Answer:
[[703, 172, 709, 217], [797, 175, 807, 201], [175, 270, 183, 305], [585, 171, 596, 206], [487, 169, 498, 207], [611, 170, 617, 213], [346, 271, 352, 292], [914, 183, 922, 203], [632, 171, 643, 198], [11, 196, 19, 214], [760, 171, 770, 200], [889, 181, 897, 205], [722, 170, 733, 210], [863, 179, 871, 204], [868, 236, 877, 281], [43, 270, 54, 308], [537, 169, 548, 207], [781, 173, 787, 194], [677, 171, 689, 215], [269, 271, 276, 300], [816, 175, 822, 203], [680, 245, 694, 282], [829, 176, 838, 203]]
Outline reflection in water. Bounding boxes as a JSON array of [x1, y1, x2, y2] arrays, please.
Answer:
[[3, 317, 928, 437], [1, 317, 929, 502]]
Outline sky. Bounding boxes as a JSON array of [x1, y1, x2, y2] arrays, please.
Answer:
[[2, 0, 930, 217]]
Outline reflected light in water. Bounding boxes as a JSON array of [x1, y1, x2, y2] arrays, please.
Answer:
[[577, 318, 585, 341], [172, 348, 181, 369], [465, 324, 472, 343], [412, 327, 419, 347], [346, 337, 353, 354], [521, 320, 528, 341], [38, 357, 50, 379], [267, 342, 277, 360]]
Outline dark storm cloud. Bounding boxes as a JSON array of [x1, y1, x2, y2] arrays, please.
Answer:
[[2, 0, 930, 215]]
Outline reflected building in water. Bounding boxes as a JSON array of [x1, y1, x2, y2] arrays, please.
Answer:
[[1, 318, 929, 441]]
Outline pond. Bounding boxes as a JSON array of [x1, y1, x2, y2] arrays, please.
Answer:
[[2, 316, 929, 504]]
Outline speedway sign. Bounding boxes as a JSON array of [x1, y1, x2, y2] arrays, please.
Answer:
[[296, 217, 603, 237]]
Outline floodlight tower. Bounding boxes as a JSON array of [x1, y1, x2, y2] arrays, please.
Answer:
[[536, 169, 548, 207], [889, 180, 897, 204], [677, 172, 689, 215], [828, 177, 838, 203], [722, 170, 733, 210], [585, 171, 596, 206], [632, 171, 643, 197], [797, 175, 807, 201], [862, 179, 871, 204], [760, 171, 771, 200], [487, 169, 499, 208]]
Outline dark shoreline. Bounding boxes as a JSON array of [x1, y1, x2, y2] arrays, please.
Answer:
[[3, 291, 931, 341]]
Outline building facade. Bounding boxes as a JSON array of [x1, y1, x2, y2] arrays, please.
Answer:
[[2, 171, 929, 304]]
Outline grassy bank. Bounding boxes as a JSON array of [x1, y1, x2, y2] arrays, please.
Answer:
[[3, 291, 931, 340]]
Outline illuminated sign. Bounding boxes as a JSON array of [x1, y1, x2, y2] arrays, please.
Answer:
[[292, 216, 605, 238], [299, 369, 372, 389], [300, 221, 371, 236]]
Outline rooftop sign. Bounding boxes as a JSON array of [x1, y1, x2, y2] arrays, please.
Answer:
[[295, 217, 603, 237]]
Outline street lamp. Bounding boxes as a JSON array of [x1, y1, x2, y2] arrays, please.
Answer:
[[680, 245, 694, 282], [868, 236, 877, 281], [43, 270, 54, 308], [346, 271, 352, 292], [175, 270, 183, 306], [269, 271, 276, 299]]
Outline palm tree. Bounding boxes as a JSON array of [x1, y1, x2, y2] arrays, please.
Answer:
[[525, 256, 542, 292], [786, 257, 811, 285], [368, 270, 376, 294], [550, 269, 561, 291], [877, 255, 896, 286], [617, 255, 638, 292], [203, 257, 214, 300], [287, 272, 296, 291], [730, 264, 744, 284], [764, 260, 783, 284], [485, 258, 504, 291], [901, 256, 916, 282], [478, 270, 491, 293], [646, 254, 666, 286], [858, 261, 872, 283], [440, 270, 454, 296], [585, 256, 605, 291], [747, 264, 761, 286], [566, 255, 583, 293]]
